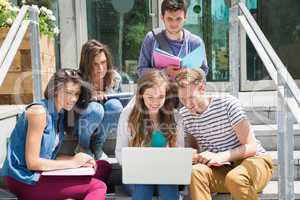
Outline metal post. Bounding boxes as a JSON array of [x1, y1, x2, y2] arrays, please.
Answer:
[[29, 6, 43, 101], [277, 75, 295, 200], [229, 0, 240, 97]]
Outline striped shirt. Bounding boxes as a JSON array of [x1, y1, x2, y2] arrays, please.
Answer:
[[180, 95, 265, 154]]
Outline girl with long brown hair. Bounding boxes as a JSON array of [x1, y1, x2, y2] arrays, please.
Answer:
[[115, 69, 184, 200], [75, 40, 123, 160]]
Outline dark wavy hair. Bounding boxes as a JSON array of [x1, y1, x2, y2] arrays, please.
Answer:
[[44, 68, 83, 99]]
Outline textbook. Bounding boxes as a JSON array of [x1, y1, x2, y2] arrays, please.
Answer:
[[153, 46, 205, 69], [41, 167, 95, 176]]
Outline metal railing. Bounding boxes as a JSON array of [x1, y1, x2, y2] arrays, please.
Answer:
[[0, 5, 42, 101], [229, 1, 300, 199]]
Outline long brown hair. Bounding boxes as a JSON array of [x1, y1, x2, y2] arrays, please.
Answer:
[[128, 70, 177, 147], [79, 39, 114, 90]]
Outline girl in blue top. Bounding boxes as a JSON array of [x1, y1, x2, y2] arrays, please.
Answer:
[[115, 70, 184, 200], [2, 69, 111, 200]]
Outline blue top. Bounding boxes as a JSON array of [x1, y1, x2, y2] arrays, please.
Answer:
[[137, 29, 209, 77], [1, 99, 65, 185], [151, 130, 167, 147]]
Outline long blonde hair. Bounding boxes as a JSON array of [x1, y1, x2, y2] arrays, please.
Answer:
[[128, 70, 177, 147]]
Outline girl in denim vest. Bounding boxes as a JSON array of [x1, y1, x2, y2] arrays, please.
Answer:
[[2, 69, 111, 200]]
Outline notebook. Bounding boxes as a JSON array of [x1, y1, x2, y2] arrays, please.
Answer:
[[153, 46, 205, 69], [122, 147, 193, 185], [41, 166, 95, 176]]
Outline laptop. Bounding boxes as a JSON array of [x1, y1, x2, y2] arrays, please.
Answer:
[[91, 92, 133, 106], [122, 147, 193, 185]]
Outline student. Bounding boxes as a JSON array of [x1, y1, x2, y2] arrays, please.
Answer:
[[115, 70, 184, 200], [175, 68, 273, 200], [138, 0, 208, 79], [76, 39, 123, 160], [1, 68, 112, 200]]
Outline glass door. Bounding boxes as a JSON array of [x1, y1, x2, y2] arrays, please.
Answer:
[[86, 0, 158, 83], [241, 0, 300, 91]]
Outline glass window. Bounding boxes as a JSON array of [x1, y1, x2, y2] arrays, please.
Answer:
[[251, 0, 300, 81], [184, 0, 230, 81], [86, 0, 152, 83]]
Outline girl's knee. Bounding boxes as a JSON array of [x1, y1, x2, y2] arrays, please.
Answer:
[[104, 99, 123, 112], [96, 160, 112, 174], [89, 178, 107, 192], [94, 160, 112, 181], [85, 102, 105, 120]]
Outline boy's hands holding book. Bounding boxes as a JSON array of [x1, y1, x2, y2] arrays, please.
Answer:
[[153, 46, 205, 70], [164, 65, 180, 79]]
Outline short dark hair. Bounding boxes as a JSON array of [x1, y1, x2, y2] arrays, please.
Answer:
[[44, 68, 83, 99], [161, 0, 187, 16]]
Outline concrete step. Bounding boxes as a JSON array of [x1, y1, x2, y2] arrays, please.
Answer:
[[0, 188, 17, 200], [103, 151, 300, 188], [59, 124, 300, 157], [244, 106, 276, 125], [105, 181, 300, 200], [212, 181, 300, 200], [253, 124, 300, 151]]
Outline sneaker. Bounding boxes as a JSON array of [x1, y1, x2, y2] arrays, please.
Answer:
[[74, 144, 94, 157]]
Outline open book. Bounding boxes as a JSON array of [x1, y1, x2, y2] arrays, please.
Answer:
[[153, 46, 205, 69], [41, 167, 95, 176]]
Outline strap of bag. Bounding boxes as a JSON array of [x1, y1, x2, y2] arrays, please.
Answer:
[[152, 28, 173, 54]]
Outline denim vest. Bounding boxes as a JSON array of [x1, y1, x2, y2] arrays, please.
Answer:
[[1, 99, 65, 185]]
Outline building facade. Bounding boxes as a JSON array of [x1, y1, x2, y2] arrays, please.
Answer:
[[58, 0, 300, 91]]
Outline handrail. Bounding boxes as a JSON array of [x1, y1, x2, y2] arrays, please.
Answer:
[[0, 20, 30, 85], [0, 5, 29, 72], [233, 2, 299, 199], [0, 5, 42, 101]]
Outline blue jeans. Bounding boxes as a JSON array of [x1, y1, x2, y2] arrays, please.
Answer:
[[131, 184, 179, 200], [76, 99, 123, 159]]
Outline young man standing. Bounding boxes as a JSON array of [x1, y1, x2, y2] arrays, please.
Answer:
[[137, 0, 208, 79], [176, 68, 273, 200]]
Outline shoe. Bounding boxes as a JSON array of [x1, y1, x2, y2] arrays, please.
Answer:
[[74, 144, 94, 157]]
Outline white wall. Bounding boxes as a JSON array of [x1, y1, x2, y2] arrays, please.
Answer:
[[58, 0, 87, 69], [0, 106, 24, 167]]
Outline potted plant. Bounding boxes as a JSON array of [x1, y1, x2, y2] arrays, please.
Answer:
[[0, 0, 59, 104]]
